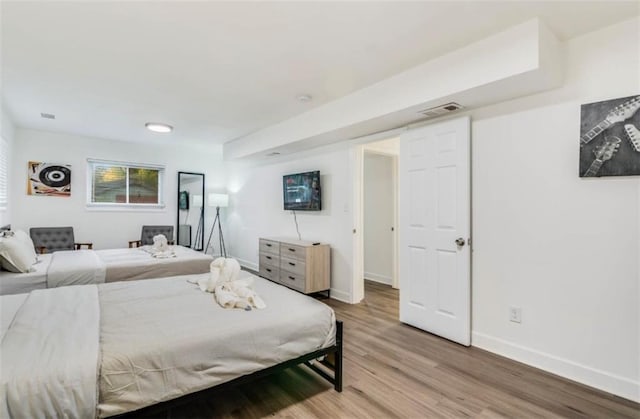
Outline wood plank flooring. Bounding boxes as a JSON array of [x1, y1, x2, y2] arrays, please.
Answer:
[[127, 281, 639, 418]]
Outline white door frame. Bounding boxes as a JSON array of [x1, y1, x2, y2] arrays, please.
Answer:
[[351, 141, 400, 303]]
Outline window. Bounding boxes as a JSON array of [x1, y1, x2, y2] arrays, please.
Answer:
[[87, 159, 164, 208], [0, 137, 8, 211]]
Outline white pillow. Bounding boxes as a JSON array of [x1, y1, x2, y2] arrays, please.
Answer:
[[0, 233, 38, 273], [12, 230, 38, 261]]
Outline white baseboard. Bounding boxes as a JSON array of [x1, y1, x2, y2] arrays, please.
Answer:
[[364, 271, 392, 285], [230, 255, 258, 272], [329, 288, 351, 303], [472, 332, 639, 403]]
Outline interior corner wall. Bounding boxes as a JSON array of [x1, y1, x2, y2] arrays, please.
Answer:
[[363, 152, 394, 285], [10, 128, 225, 249], [470, 17, 639, 401], [0, 109, 15, 227], [225, 145, 354, 302]]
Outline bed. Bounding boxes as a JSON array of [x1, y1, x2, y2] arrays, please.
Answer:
[[0, 273, 342, 418], [0, 245, 213, 295]]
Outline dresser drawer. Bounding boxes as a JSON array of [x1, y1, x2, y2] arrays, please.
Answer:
[[280, 243, 306, 261], [259, 239, 280, 255], [259, 253, 278, 267], [279, 270, 306, 293], [280, 256, 306, 276], [259, 265, 280, 282]]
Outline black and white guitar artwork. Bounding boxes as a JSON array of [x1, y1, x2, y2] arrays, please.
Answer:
[[580, 94, 640, 177]]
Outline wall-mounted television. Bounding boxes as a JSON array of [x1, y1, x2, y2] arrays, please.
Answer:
[[283, 171, 321, 211]]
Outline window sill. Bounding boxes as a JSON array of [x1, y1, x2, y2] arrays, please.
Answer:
[[85, 203, 166, 212]]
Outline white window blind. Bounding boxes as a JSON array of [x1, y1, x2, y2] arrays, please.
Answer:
[[87, 159, 164, 208], [0, 137, 8, 211]]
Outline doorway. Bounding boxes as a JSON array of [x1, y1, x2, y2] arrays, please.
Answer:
[[361, 138, 399, 305]]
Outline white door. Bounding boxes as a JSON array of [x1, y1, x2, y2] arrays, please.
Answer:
[[398, 116, 471, 346]]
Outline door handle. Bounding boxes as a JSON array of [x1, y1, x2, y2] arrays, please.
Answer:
[[455, 237, 466, 247]]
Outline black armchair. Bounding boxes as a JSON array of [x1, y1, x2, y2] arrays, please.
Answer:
[[29, 227, 93, 254]]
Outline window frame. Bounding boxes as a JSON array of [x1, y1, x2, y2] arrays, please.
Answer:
[[86, 159, 165, 211]]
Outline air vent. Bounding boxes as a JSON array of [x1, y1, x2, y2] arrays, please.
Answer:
[[266, 151, 281, 157], [40, 113, 56, 119], [419, 102, 463, 118]]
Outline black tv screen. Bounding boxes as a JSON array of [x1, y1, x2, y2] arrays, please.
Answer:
[[283, 171, 321, 211]]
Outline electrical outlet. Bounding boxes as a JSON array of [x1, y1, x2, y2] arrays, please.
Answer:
[[509, 306, 522, 323]]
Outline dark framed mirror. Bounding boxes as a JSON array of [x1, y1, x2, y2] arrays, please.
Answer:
[[177, 172, 205, 251]]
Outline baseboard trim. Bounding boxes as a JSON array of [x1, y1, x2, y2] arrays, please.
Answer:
[[472, 332, 639, 402], [364, 271, 392, 285], [329, 288, 351, 303], [231, 256, 258, 272]]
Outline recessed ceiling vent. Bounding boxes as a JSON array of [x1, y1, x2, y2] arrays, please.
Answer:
[[40, 112, 56, 119], [419, 102, 464, 118]]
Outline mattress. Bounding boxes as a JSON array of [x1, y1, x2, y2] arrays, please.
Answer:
[[0, 273, 336, 418], [0, 246, 212, 295], [0, 254, 51, 295], [98, 245, 212, 282]]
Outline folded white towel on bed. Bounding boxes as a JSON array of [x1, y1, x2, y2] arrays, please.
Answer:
[[196, 257, 265, 309], [147, 234, 175, 258], [214, 276, 266, 310], [197, 257, 240, 292]]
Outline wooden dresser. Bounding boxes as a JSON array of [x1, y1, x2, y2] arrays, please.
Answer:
[[258, 237, 330, 295]]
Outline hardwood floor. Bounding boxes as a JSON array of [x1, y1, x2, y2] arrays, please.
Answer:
[[128, 281, 639, 418]]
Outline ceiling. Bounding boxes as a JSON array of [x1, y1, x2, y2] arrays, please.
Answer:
[[2, 1, 638, 147]]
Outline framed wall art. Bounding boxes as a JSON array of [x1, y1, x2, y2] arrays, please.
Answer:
[[27, 161, 72, 196], [579, 94, 640, 177]]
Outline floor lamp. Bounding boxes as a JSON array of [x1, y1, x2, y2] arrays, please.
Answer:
[[205, 193, 229, 257]]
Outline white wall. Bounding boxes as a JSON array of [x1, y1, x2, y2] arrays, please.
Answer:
[[0, 109, 15, 227], [225, 145, 354, 302], [363, 152, 394, 285], [225, 17, 639, 401], [470, 17, 639, 401], [10, 128, 225, 249]]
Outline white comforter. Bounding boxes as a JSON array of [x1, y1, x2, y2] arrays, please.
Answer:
[[47, 249, 106, 288], [0, 286, 100, 419], [0, 274, 336, 418]]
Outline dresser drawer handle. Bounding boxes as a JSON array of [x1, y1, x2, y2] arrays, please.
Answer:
[[288, 248, 296, 252], [266, 256, 272, 260], [288, 276, 295, 280], [266, 243, 272, 247], [288, 262, 295, 266], [266, 268, 272, 272]]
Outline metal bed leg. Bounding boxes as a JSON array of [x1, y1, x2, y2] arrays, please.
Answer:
[[335, 320, 343, 392]]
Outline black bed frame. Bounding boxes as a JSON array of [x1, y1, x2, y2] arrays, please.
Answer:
[[116, 320, 343, 417], [225, 320, 343, 391]]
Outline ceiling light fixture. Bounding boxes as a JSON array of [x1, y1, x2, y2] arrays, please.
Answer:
[[145, 122, 173, 133], [296, 94, 313, 103]]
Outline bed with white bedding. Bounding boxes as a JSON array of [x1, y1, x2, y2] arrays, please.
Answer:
[[0, 254, 51, 295], [0, 246, 213, 295], [0, 273, 342, 418]]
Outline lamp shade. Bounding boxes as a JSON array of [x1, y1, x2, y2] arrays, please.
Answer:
[[192, 194, 203, 207], [208, 193, 229, 208]]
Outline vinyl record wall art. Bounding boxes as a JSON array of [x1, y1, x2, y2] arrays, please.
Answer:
[[27, 161, 72, 197], [579, 94, 640, 177]]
